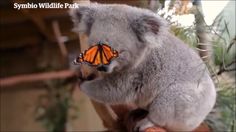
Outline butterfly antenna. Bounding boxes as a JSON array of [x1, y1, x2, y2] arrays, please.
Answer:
[[73, 59, 79, 65], [73, 54, 82, 65]]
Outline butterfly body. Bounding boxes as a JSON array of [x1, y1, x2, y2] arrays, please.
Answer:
[[74, 42, 118, 67]]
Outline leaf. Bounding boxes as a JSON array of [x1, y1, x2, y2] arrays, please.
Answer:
[[224, 20, 230, 39]]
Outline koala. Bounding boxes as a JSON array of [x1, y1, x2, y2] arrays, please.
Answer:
[[70, 3, 216, 131]]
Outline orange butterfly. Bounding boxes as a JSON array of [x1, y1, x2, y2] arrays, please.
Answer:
[[74, 42, 119, 66]]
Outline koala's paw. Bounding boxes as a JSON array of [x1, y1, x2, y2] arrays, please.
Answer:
[[134, 118, 154, 132], [79, 81, 90, 92], [80, 80, 98, 93], [97, 60, 120, 73]]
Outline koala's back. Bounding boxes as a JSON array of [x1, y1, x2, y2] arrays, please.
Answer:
[[131, 33, 216, 130], [133, 32, 215, 104]]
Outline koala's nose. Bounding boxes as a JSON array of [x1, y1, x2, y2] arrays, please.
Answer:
[[79, 64, 99, 81], [86, 73, 97, 80]]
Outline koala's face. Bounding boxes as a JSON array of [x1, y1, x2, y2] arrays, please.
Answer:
[[70, 3, 167, 50]]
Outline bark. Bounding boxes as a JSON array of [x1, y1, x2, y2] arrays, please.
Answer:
[[0, 70, 76, 88], [194, 0, 211, 61]]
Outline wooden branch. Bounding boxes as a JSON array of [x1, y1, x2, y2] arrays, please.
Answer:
[[90, 100, 118, 129], [0, 36, 40, 49], [227, 36, 236, 53], [0, 8, 68, 25], [194, 2, 211, 62], [52, 20, 68, 59], [217, 67, 236, 75], [0, 70, 76, 88], [217, 60, 236, 75], [20, 9, 55, 42]]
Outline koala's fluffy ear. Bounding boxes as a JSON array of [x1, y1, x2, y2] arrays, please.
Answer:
[[69, 6, 94, 35], [131, 15, 165, 42]]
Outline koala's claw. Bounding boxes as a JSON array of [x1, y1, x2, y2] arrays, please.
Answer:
[[134, 118, 154, 132]]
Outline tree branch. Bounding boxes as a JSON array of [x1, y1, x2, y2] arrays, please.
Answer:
[[217, 60, 236, 75], [0, 70, 77, 88], [52, 21, 68, 59]]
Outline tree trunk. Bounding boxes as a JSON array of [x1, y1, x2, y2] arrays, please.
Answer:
[[194, 0, 211, 61]]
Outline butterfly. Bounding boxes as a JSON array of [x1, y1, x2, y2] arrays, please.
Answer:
[[74, 42, 119, 66]]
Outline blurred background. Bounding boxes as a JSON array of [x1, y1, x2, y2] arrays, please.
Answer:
[[0, 0, 235, 131]]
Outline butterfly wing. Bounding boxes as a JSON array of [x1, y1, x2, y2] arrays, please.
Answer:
[[93, 50, 102, 66], [101, 51, 109, 65], [74, 43, 119, 66], [77, 45, 99, 66], [101, 44, 119, 65], [84, 45, 98, 62]]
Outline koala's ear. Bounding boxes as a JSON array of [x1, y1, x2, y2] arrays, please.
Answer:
[[70, 6, 94, 35], [131, 15, 162, 42]]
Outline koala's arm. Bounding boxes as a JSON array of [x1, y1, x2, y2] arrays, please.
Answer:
[[80, 78, 136, 104]]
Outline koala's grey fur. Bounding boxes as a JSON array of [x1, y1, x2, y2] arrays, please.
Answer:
[[70, 3, 216, 131]]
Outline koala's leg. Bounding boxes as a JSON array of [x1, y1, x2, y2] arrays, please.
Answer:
[[134, 97, 170, 131], [80, 79, 133, 104], [134, 90, 200, 131], [133, 93, 173, 131], [134, 117, 155, 131]]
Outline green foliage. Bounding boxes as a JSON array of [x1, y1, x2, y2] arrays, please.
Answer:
[[35, 80, 78, 132], [165, 9, 235, 132], [171, 25, 198, 48], [209, 83, 236, 131], [211, 17, 236, 67], [205, 83, 235, 131], [218, 85, 235, 130]]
